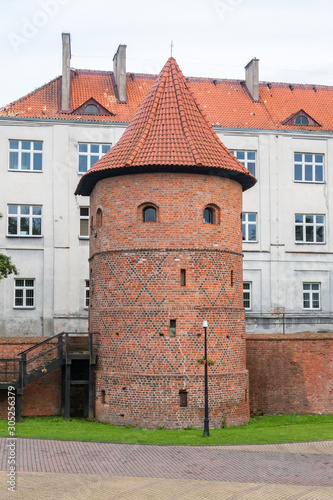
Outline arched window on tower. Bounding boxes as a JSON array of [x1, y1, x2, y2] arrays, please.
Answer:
[[143, 206, 157, 222], [203, 207, 214, 224], [203, 204, 220, 225], [96, 208, 103, 228]]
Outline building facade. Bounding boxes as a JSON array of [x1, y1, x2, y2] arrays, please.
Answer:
[[75, 56, 255, 428], [1, 34, 333, 336], [222, 129, 333, 333]]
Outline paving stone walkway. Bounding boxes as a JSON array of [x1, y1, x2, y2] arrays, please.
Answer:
[[0, 438, 332, 499]]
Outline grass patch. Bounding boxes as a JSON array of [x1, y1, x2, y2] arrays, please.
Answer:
[[1, 414, 333, 446]]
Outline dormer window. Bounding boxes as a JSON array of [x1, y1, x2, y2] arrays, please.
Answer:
[[84, 104, 99, 115], [73, 98, 113, 117], [282, 110, 321, 127], [295, 116, 308, 126]]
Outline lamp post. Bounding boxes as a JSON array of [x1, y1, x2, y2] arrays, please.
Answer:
[[202, 320, 209, 437]]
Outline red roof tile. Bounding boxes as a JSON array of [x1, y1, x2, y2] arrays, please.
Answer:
[[0, 70, 155, 122], [2, 64, 333, 133], [75, 58, 256, 195]]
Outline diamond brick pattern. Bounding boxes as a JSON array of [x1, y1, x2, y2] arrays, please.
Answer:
[[91, 248, 249, 428], [86, 57, 250, 429]]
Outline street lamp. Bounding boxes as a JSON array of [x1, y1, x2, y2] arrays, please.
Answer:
[[202, 320, 209, 437]]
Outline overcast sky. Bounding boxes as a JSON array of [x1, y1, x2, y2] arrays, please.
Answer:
[[1, 0, 333, 107]]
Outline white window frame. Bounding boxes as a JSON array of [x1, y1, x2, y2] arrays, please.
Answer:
[[231, 150, 256, 177], [303, 283, 320, 310], [79, 207, 89, 238], [78, 143, 111, 173], [295, 214, 325, 244], [84, 280, 90, 309], [294, 153, 324, 183], [242, 212, 257, 242], [243, 282, 252, 310], [7, 205, 42, 237], [14, 279, 35, 309], [9, 140, 43, 172]]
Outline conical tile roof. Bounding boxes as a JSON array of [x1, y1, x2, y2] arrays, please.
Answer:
[[75, 58, 256, 196]]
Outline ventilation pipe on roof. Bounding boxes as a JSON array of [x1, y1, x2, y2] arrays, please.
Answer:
[[61, 33, 71, 111], [113, 45, 127, 103], [245, 58, 259, 101]]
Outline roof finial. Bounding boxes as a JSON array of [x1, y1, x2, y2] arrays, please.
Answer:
[[170, 40, 174, 57]]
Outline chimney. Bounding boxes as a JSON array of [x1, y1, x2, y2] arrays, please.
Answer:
[[61, 33, 71, 111], [113, 45, 127, 102], [245, 58, 259, 101]]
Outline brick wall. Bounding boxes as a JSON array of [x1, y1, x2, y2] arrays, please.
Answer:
[[0, 337, 61, 418], [2, 333, 333, 421], [90, 172, 243, 255], [246, 333, 333, 415], [90, 172, 250, 428]]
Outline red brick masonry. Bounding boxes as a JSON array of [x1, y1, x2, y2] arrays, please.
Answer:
[[0, 337, 61, 418], [246, 333, 333, 415], [89, 172, 249, 429], [1, 333, 332, 421]]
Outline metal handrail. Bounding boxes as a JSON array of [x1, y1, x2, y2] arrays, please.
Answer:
[[25, 344, 59, 365], [18, 333, 62, 355], [1, 332, 98, 385], [18, 332, 98, 355], [0, 358, 20, 380]]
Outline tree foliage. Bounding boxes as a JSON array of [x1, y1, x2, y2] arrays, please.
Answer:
[[0, 213, 18, 280], [0, 253, 18, 280]]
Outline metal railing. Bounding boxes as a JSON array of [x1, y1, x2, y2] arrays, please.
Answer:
[[0, 332, 98, 389], [0, 359, 20, 384]]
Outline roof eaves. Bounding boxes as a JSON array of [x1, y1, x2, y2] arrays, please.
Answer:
[[0, 75, 61, 111], [75, 162, 256, 197]]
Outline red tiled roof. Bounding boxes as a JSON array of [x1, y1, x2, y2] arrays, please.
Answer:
[[0, 70, 155, 123], [2, 66, 333, 133], [75, 58, 256, 196]]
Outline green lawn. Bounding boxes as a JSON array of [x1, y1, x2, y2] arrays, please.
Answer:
[[1, 414, 333, 446]]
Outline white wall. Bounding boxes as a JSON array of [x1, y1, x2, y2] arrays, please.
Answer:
[[220, 129, 333, 333], [0, 120, 126, 336], [0, 118, 332, 336]]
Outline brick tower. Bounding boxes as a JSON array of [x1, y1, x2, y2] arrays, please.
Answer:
[[75, 58, 256, 428]]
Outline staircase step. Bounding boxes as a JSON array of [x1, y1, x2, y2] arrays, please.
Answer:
[[24, 357, 61, 385]]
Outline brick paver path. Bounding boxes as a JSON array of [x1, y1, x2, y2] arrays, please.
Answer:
[[0, 438, 332, 499]]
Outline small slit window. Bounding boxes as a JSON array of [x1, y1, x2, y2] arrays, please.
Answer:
[[143, 206, 156, 222], [179, 390, 188, 407], [170, 319, 176, 337], [84, 104, 100, 114], [180, 269, 186, 286]]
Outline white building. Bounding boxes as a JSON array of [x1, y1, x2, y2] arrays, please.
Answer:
[[0, 34, 332, 336]]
